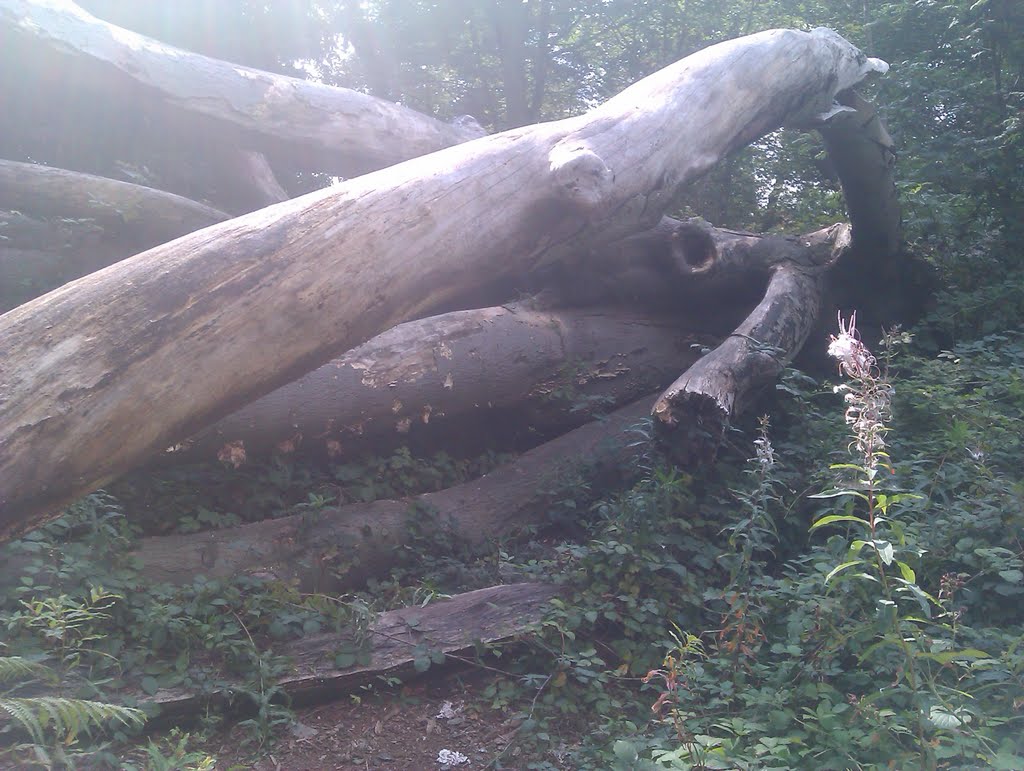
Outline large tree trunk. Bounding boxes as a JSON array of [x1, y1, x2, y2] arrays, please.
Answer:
[[0, 27, 885, 540], [164, 305, 711, 466]]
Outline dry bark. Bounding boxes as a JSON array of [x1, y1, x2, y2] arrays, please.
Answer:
[[165, 306, 709, 466], [0, 27, 885, 539], [131, 583, 560, 723]]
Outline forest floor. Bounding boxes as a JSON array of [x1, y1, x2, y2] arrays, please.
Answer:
[[195, 669, 579, 771]]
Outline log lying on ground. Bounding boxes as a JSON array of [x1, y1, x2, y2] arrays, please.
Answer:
[[0, 27, 886, 540], [166, 306, 709, 466], [133, 583, 559, 724], [129, 397, 656, 591], [169, 217, 831, 467], [0, 0, 485, 186], [652, 225, 849, 458]]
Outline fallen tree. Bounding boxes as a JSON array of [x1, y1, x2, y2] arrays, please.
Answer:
[[0, 6, 928, 734], [0, 20, 889, 539], [133, 583, 560, 724]]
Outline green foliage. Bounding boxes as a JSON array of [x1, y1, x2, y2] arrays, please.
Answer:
[[466, 322, 1024, 769], [0, 653, 145, 769], [121, 729, 216, 771]]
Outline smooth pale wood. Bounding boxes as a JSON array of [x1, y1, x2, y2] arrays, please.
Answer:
[[131, 583, 560, 723], [0, 27, 884, 538], [0, 0, 484, 179]]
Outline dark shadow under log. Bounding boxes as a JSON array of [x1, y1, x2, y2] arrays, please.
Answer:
[[128, 397, 657, 592]]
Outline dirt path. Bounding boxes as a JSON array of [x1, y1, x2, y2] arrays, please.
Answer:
[[206, 670, 579, 770]]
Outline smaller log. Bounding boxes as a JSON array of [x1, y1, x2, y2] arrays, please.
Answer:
[[165, 305, 708, 465], [652, 225, 850, 460], [129, 398, 657, 591], [132, 583, 559, 724]]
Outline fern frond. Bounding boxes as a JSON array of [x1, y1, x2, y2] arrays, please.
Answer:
[[1, 695, 145, 744], [0, 656, 55, 686]]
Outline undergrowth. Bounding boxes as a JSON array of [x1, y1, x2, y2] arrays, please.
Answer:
[[478, 326, 1024, 770], [1, 329, 1022, 769]]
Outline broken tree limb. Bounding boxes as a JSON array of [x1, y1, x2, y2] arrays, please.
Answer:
[[816, 91, 933, 329], [817, 91, 900, 257], [652, 225, 850, 459], [126, 396, 656, 591], [133, 583, 560, 723], [0, 0, 486, 182], [0, 27, 885, 539], [164, 305, 709, 466]]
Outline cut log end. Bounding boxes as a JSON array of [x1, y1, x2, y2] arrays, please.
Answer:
[[652, 391, 729, 465]]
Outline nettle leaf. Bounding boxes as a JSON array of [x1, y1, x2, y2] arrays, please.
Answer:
[[928, 705, 972, 729]]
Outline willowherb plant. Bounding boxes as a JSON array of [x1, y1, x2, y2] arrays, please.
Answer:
[[811, 313, 1002, 769], [826, 311, 893, 480]]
